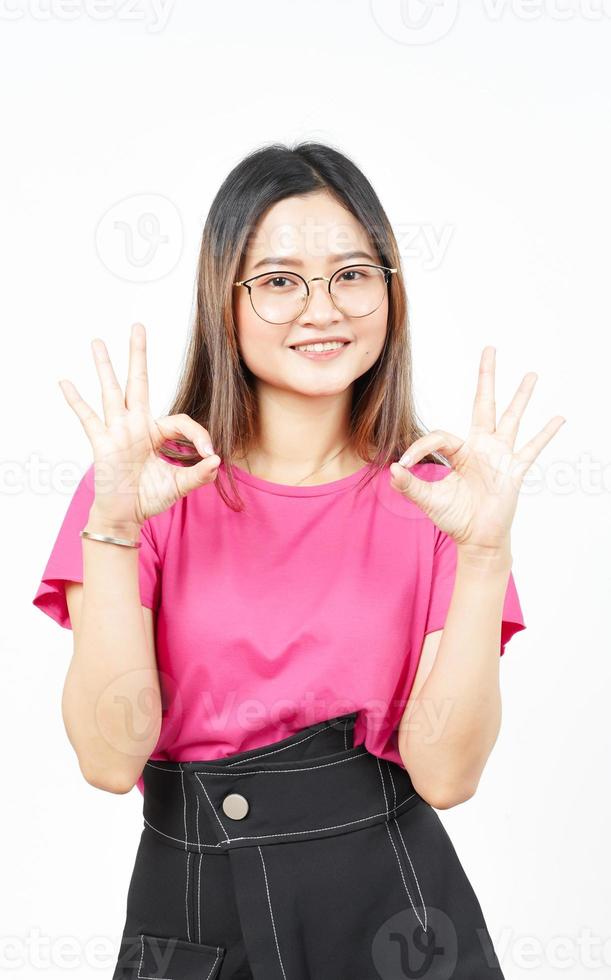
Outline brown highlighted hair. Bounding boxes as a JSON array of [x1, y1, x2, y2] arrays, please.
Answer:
[[160, 140, 447, 511]]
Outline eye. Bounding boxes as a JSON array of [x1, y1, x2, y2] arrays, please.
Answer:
[[335, 266, 370, 283], [259, 274, 301, 289]]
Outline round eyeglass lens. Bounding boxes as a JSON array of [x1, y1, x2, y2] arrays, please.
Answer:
[[330, 265, 388, 317], [249, 272, 307, 324]]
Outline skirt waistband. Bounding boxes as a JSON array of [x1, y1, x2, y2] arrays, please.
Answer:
[[141, 712, 422, 853]]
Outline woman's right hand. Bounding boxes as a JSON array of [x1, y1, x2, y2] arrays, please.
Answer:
[[59, 322, 221, 531]]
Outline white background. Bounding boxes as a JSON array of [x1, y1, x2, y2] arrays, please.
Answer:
[[3, 1, 610, 978]]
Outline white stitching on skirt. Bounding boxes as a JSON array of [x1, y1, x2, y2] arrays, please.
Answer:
[[393, 816, 428, 933], [194, 773, 230, 842], [144, 719, 355, 773], [146, 748, 369, 776], [138, 934, 175, 980], [257, 846, 288, 980], [376, 757, 389, 818], [203, 949, 222, 980], [384, 822, 427, 933], [224, 726, 330, 766], [195, 794, 201, 850], [197, 851, 203, 943], [143, 792, 418, 848], [179, 763, 191, 940], [136, 933, 223, 980], [185, 851, 191, 941], [178, 764, 188, 850], [143, 817, 221, 848], [387, 761, 397, 812]]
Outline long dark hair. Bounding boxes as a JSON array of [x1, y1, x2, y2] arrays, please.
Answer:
[[160, 140, 447, 510]]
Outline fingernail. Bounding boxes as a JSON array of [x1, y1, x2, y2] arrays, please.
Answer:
[[398, 452, 412, 467], [202, 443, 215, 456]]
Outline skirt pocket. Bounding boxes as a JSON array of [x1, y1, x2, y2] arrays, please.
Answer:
[[125, 932, 225, 979]]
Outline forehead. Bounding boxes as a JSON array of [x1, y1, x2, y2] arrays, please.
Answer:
[[243, 190, 374, 267]]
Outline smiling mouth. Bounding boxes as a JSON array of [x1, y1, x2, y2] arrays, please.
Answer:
[[290, 341, 351, 353]]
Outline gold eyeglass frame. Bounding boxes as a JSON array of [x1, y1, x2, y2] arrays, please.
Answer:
[[233, 263, 398, 324]]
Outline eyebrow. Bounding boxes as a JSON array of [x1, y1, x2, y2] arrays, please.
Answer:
[[250, 250, 379, 272]]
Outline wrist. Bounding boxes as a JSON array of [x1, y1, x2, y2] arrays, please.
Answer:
[[456, 540, 513, 573], [85, 506, 144, 540]]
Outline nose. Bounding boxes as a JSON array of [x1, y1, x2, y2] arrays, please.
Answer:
[[298, 277, 341, 323]]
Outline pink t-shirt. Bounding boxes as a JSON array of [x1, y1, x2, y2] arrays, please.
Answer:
[[32, 459, 526, 796]]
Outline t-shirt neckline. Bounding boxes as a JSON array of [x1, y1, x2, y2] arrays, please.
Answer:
[[223, 459, 374, 497]]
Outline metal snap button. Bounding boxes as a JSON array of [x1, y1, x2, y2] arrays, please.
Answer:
[[221, 792, 249, 820]]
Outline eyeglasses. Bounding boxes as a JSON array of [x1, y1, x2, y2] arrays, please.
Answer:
[[233, 263, 397, 324]]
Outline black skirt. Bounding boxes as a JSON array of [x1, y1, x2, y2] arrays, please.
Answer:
[[111, 711, 505, 979]]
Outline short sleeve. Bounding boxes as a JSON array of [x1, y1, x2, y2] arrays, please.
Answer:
[[32, 463, 161, 631], [424, 526, 526, 656]]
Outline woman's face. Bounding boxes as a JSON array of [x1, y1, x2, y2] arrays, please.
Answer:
[[234, 190, 389, 398]]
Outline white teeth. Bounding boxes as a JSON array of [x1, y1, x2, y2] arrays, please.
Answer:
[[293, 341, 347, 353]]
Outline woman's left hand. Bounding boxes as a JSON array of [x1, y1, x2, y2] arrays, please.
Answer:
[[389, 346, 566, 555]]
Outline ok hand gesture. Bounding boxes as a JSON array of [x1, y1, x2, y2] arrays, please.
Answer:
[[389, 346, 566, 555], [59, 322, 221, 529]]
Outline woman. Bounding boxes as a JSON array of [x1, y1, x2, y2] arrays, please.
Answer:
[[32, 141, 564, 979]]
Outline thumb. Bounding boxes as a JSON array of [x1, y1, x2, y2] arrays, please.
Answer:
[[389, 461, 439, 515], [389, 428, 463, 513], [174, 454, 221, 498]]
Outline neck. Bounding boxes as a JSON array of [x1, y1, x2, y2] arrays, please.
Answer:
[[235, 383, 366, 485]]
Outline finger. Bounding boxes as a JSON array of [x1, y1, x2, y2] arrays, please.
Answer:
[[389, 459, 458, 515], [58, 379, 105, 440], [154, 413, 217, 459], [91, 337, 128, 425], [174, 455, 221, 497], [396, 428, 464, 467], [514, 416, 566, 476], [495, 372, 538, 448], [390, 429, 463, 510], [471, 345, 496, 433], [125, 322, 150, 412]]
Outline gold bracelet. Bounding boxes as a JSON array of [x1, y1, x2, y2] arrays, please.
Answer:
[[80, 529, 142, 549]]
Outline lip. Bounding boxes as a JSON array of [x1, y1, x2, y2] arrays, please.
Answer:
[[289, 340, 352, 361]]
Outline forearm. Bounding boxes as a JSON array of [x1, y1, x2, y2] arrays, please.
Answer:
[[61, 506, 162, 792], [398, 545, 512, 807]]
